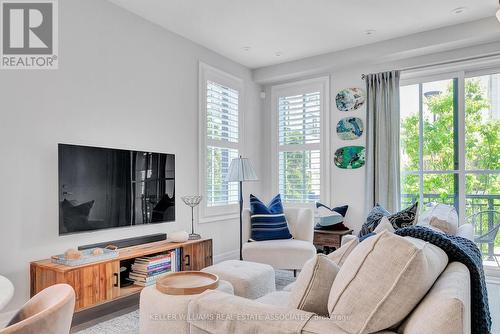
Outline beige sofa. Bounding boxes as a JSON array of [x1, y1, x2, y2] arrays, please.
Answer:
[[187, 262, 470, 334], [188, 231, 471, 334]]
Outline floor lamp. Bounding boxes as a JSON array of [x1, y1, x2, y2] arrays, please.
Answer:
[[227, 156, 258, 260]]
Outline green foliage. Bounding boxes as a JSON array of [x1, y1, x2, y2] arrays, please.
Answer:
[[401, 79, 500, 202]]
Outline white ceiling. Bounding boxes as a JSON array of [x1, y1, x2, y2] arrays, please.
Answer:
[[108, 0, 499, 69]]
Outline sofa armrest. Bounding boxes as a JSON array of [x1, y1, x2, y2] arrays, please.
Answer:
[[456, 223, 474, 241], [188, 290, 312, 333], [285, 208, 314, 242], [188, 290, 350, 334]]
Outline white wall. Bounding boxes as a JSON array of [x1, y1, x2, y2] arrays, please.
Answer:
[[259, 21, 500, 235], [0, 0, 262, 311]]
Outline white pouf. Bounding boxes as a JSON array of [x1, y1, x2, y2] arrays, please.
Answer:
[[202, 260, 275, 299], [139, 280, 233, 334]]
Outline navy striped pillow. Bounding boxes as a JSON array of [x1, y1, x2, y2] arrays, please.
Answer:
[[250, 194, 292, 241]]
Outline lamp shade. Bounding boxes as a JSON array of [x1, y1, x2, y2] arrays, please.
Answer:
[[227, 157, 258, 182]]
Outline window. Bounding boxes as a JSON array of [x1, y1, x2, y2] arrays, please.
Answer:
[[199, 63, 243, 218], [400, 78, 460, 209], [400, 70, 500, 266], [271, 78, 329, 204]]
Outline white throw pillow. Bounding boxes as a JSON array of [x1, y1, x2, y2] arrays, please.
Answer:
[[289, 254, 340, 317], [373, 216, 395, 233], [418, 203, 459, 235], [327, 231, 448, 334], [316, 206, 344, 227]]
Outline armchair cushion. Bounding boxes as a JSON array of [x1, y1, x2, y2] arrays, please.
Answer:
[[242, 239, 316, 270], [289, 254, 340, 317], [249, 194, 292, 241]]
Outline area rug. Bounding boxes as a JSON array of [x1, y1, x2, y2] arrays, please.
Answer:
[[75, 270, 295, 334]]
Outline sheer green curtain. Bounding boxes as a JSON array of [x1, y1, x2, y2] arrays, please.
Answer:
[[365, 70, 401, 213]]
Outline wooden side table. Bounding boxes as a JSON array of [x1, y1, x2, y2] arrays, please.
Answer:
[[313, 229, 353, 254]]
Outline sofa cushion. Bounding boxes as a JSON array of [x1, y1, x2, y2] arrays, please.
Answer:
[[327, 238, 359, 267], [249, 194, 293, 241], [359, 202, 418, 237], [242, 239, 316, 270], [399, 262, 470, 334], [257, 291, 291, 307], [418, 203, 459, 235], [327, 231, 448, 334], [289, 254, 340, 317]]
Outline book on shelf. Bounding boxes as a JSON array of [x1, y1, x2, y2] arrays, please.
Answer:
[[134, 254, 171, 266], [134, 280, 157, 287], [131, 262, 171, 272], [128, 248, 180, 286], [129, 269, 169, 282]]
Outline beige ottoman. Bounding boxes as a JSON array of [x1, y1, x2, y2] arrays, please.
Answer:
[[139, 280, 233, 334], [201, 260, 275, 299]]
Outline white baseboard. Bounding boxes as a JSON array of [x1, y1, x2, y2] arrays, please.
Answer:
[[214, 249, 239, 263]]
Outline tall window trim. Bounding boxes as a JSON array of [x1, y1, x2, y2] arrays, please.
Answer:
[[199, 62, 244, 222], [270, 77, 330, 205]]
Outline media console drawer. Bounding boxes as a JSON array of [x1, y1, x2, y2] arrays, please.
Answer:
[[30, 238, 213, 311]]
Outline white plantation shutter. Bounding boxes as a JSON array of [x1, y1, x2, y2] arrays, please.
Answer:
[[207, 81, 239, 143], [278, 91, 321, 203], [279, 92, 321, 145], [205, 80, 239, 207]]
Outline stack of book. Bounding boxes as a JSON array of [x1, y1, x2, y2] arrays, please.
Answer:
[[129, 251, 177, 286]]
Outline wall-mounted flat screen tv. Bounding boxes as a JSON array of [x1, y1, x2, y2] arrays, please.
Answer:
[[58, 144, 175, 235]]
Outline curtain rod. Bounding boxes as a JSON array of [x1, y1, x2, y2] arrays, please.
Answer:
[[360, 52, 500, 80]]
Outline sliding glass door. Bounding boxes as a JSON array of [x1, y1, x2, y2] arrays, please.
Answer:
[[400, 78, 459, 209], [400, 70, 500, 270], [464, 73, 500, 267]]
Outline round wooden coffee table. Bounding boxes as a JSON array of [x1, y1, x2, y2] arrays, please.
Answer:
[[156, 271, 219, 295]]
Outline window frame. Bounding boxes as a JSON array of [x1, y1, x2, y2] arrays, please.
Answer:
[[400, 66, 500, 223], [270, 77, 330, 206], [198, 62, 244, 222]]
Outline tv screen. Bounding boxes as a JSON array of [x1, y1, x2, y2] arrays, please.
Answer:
[[58, 144, 175, 235]]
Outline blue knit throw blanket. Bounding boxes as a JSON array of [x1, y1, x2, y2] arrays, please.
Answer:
[[395, 226, 491, 334]]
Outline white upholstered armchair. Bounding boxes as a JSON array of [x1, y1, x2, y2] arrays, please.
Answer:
[[242, 207, 316, 271]]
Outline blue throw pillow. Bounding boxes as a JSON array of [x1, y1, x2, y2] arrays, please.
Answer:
[[359, 202, 418, 237], [249, 194, 293, 241], [359, 232, 376, 242]]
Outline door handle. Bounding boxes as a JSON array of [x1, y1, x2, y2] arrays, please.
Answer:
[[113, 273, 119, 287]]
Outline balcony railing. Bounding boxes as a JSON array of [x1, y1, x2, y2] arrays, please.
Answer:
[[401, 193, 500, 214], [402, 193, 500, 260]]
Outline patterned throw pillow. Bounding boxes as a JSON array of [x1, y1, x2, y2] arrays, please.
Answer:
[[359, 202, 418, 237], [314, 203, 350, 231], [249, 194, 293, 241]]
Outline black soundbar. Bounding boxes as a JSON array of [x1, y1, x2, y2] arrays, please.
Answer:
[[78, 233, 167, 250]]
